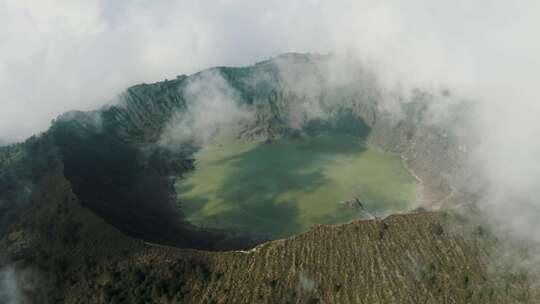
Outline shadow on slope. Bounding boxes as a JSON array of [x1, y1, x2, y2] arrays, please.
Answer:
[[51, 117, 262, 251]]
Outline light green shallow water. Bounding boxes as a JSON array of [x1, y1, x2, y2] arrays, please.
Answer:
[[175, 134, 416, 237]]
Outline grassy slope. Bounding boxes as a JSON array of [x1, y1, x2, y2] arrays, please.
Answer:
[[1, 168, 537, 303]]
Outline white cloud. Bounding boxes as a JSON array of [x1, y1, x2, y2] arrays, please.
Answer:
[[0, 266, 21, 304], [159, 70, 252, 146], [2, 1, 537, 142], [0, 1, 533, 133]]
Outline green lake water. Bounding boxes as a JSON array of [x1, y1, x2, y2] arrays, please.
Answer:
[[175, 134, 416, 237]]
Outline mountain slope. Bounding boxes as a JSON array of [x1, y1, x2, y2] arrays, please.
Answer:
[[0, 53, 529, 303], [2, 169, 535, 303]]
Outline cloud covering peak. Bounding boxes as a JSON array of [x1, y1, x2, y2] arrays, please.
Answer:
[[2, 0, 539, 143]]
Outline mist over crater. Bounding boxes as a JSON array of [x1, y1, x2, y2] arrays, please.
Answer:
[[32, 53, 469, 247]]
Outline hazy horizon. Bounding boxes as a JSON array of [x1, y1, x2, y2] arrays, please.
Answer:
[[2, 1, 539, 143]]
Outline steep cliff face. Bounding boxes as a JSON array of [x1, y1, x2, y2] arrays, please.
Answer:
[[101, 76, 188, 143], [365, 97, 472, 208]]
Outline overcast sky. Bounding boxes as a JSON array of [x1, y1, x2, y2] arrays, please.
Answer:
[[1, 0, 539, 143]]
